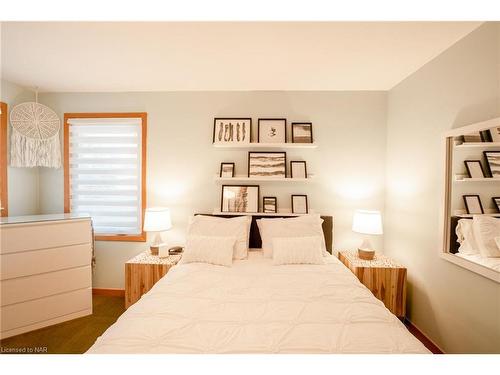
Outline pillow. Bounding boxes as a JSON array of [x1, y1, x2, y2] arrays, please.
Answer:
[[187, 215, 251, 259], [272, 236, 325, 265], [455, 219, 480, 255], [257, 215, 328, 258], [181, 235, 236, 267], [472, 216, 500, 258]]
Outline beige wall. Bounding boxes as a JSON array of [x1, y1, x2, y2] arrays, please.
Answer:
[[38, 90, 388, 289], [0, 79, 39, 216], [385, 23, 500, 353]]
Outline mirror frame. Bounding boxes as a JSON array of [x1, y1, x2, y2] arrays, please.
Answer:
[[440, 116, 500, 283]]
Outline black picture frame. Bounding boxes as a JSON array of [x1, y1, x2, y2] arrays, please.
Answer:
[[483, 151, 500, 178], [492, 197, 500, 213], [263, 196, 278, 213], [291, 122, 313, 144], [464, 160, 485, 179], [291, 194, 308, 214], [257, 118, 287, 143], [463, 195, 484, 214], [248, 151, 287, 179], [290, 161, 307, 179], [489, 127, 500, 142], [220, 162, 235, 178], [213, 118, 252, 144], [220, 185, 260, 213]]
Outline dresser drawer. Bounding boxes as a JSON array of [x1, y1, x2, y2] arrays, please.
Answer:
[[0, 244, 91, 280], [0, 288, 92, 333], [0, 219, 92, 254], [0, 266, 92, 306]]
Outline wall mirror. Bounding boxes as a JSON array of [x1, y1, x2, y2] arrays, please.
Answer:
[[441, 117, 500, 283]]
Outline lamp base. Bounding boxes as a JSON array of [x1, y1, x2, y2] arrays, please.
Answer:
[[358, 248, 375, 260]]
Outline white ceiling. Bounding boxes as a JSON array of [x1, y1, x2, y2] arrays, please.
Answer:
[[1, 22, 482, 92]]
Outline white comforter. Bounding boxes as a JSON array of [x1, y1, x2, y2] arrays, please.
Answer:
[[88, 251, 429, 354]]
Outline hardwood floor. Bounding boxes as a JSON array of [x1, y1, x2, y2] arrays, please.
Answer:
[[0, 295, 125, 354], [1, 295, 440, 354]]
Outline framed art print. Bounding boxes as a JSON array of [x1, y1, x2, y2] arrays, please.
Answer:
[[221, 185, 259, 213], [483, 151, 500, 178], [257, 118, 286, 143], [263, 197, 277, 213], [489, 127, 500, 142], [248, 152, 286, 178], [291, 194, 308, 214], [464, 160, 485, 179], [463, 195, 484, 214], [290, 161, 307, 178], [220, 162, 235, 178], [291, 122, 313, 143], [462, 131, 482, 143], [213, 118, 251, 144], [493, 197, 500, 213]]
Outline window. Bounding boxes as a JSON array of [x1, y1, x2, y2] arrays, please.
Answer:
[[0, 102, 8, 217], [64, 113, 147, 241]]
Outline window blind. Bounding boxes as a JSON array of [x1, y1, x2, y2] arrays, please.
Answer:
[[68, 118, 143, 235]]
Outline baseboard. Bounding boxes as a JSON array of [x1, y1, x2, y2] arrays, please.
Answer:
[[404, 318, 444, 354], [92, 288, 125, 297]]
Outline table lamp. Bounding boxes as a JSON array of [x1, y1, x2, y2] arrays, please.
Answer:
[[143, 207, 172, 255], [352, 209, 383, 260]]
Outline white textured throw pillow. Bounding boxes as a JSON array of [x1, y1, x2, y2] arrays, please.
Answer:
[[257, 215, 328, 258], [187, 215, 251, 259], [472, 216, 500, 258], [272, 236, 325, 265], [181, 235, 236, 267], [455, 219, 480, 255]]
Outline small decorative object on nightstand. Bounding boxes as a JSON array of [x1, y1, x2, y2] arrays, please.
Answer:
[[143, 207, 172, 255], [352, 209, 383, 260], [125, 251, 181, 308], [338, 250, 407, 318]]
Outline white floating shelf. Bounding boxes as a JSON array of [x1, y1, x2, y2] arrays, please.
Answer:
[[454, 142, 500, 149], [454, 175, 500, 183], [213, 142, 317, 150], [212, 209, 316, 217], [214, 175, 314, 183]]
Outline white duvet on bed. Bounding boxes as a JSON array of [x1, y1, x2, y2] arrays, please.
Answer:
[[88, 251, 429, 354]]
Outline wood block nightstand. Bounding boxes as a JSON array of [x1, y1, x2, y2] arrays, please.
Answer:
[[338, 251, 407, 318], [125, 252, 182, 309]]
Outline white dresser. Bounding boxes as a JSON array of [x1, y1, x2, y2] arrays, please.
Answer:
[[0, 213, 93, 339]]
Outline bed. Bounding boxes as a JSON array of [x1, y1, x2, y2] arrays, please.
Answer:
[[87, 215, 429, 354]]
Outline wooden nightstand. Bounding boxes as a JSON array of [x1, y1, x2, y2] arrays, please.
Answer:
[[125, 252, 182, 309], [338, 251, 407, 318]]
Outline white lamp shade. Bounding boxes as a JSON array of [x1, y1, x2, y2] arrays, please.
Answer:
[[143, 207, 172, 232], [352, 210, 383, 235]]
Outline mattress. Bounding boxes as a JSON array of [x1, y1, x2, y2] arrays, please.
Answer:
[[87, 250, 429, 354], [455, 253, 500, 272]]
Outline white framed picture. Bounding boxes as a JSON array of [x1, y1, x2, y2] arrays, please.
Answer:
[[258, 118, 286, 143]]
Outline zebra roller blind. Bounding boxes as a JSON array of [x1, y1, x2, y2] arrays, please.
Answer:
[[68, 117, 143, 236]]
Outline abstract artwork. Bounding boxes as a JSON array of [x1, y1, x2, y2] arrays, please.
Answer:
[[220, 162, 235, 178], [263, 197, 277, 213], [213, 118, 251, 144], [221, 185, 259, 213], [291, 122, 313, 143], [258, 118, 286, 143], [484, 151, 500, 178], [248, 152, 286, 178]]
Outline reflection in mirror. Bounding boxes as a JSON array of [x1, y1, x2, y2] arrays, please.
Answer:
[[442, 118, 500, 283]]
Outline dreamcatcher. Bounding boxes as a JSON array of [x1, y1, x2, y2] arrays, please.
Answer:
[[9, 92, 61, 168]]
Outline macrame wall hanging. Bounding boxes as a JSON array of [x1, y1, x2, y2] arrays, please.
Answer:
[[9, 91, 61, 168]]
